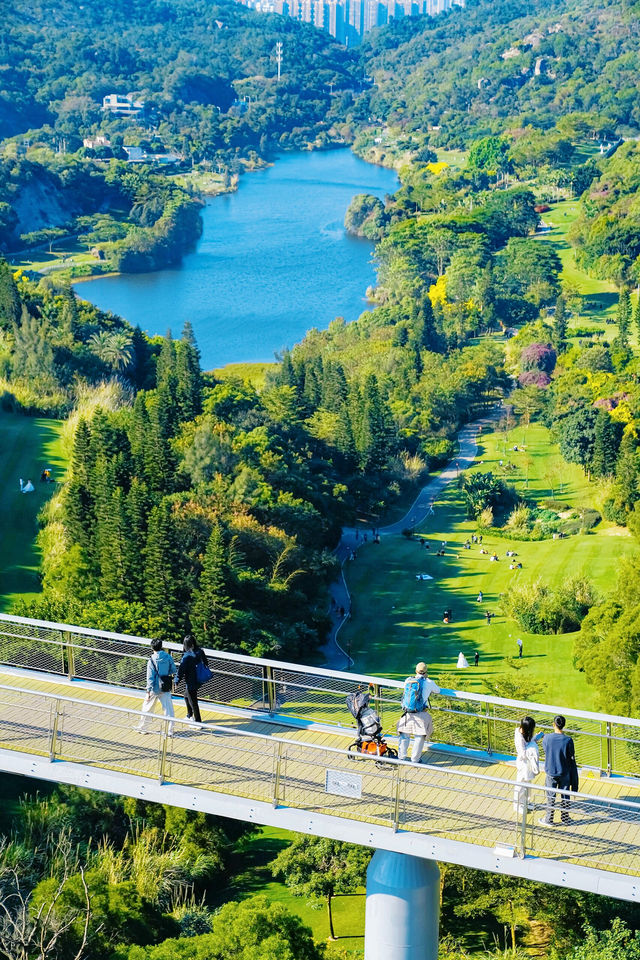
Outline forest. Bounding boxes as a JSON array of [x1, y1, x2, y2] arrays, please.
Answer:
[[359, 0, 640, 148], [0, 0, 365, 268], [4, 0, 640, 955], [1, 0, 360, 148]]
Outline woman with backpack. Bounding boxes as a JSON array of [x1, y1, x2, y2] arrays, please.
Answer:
[[397, 662, 441, 763], [176, 635, 210, 728]]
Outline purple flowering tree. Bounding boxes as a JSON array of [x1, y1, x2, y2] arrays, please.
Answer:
[[520, 342, 557, 374]]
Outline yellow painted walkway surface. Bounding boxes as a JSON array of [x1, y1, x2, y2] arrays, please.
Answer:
[[1, 667, 640, 878]]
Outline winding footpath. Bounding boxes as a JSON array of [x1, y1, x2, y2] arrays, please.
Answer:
[[321, 408, 501, 670]]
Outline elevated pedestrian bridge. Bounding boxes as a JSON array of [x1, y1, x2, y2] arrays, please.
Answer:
[[0, 614, 639, 902]]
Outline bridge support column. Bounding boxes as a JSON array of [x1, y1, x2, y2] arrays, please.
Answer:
[[364, 850, 439, 960]]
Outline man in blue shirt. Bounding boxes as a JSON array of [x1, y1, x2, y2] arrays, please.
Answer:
[[539, 715, 576, 826]]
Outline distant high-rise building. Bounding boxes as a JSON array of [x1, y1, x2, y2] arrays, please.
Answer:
[[234, 0, 463, 45]]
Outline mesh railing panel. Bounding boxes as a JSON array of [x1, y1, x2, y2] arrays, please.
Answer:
[[400, 764, 522, 852], [0, 686, 54, 758], [200, 658, 268, 710], [1, 614, 640, 780], [0, 684, 640, 878], [0, 622, 67, 675], [523, 781, 640, 875]]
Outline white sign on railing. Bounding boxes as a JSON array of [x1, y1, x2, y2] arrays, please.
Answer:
[[325, 769, 362, 799]]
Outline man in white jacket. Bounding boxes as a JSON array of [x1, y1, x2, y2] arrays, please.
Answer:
[[136, 639, 177, 735]]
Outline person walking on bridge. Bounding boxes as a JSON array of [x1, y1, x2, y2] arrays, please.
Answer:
[[397, 662, 440, 764], [176, 635, 207, 728], [136, 639, 177, 736]]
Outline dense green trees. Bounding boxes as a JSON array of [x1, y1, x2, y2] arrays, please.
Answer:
[[570, 144, 640, 287], [359, 0, 638, 148], [2, 0, 359, 164], [125, 898, 324, 960], [344, 193, 389, 239], [272, 837, 371, 941], [574, 556, 640, 716]]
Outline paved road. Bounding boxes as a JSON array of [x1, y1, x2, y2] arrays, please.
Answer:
[[321, 408, 501, 670]]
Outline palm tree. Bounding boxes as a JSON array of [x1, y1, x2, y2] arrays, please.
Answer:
[[89, 331, 133, 371]]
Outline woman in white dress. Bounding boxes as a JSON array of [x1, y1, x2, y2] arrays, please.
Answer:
[[513, 716, 543, 814]]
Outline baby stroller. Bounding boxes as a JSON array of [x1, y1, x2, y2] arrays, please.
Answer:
[[346, 689, 398, 765]]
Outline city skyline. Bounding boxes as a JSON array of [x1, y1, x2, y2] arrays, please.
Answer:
[[235, 0, 465, 45]]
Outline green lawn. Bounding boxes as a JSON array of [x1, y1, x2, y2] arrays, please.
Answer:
[[435, 148, 468, 170], [0, 412, 67, 609], [342, 422, 636, 711], [538, 199, 619, 333], [212, 361, 277, 388], [217, 826, 365, 956], [11, 238, 104, 277]]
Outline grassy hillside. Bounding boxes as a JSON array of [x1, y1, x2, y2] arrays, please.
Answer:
[[0, 413, 66, 608], [342, 422, 636, 711], [538, 199, 618, 330]]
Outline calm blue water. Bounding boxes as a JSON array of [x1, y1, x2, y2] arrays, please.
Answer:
[[76, 150, 398, 369]]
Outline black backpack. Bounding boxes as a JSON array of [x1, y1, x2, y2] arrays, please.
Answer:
[[153, 657, 174, 693]]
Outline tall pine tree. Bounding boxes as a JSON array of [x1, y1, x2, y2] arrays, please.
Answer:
[[592, 410, 622, 478], [191, 522, 236, 648], [321, 361, 348, 412], [130, 393, 151, 480], [616, 289, 632, 348], [144, 500, 181, 633], [155, 330, 179, 423], [130, 325, 153, 391], [358, 374, 394, 470], [126, 477, 150, 600], [0, 259, 21, 330], [99, 486, 133, 600], [176, 320, 202, 421], [634, 294, 640, 344], [63, 418, 94, 551]]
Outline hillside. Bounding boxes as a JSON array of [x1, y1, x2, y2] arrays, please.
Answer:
[[359, 0, 640, 146], [1, 0, 360, 148]]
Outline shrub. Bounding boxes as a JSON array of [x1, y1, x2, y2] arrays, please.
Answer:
[[501, 576, 597, 634], [518, 370, 551, 388], [422, 437, 456, 465], [506, 503, 532, 530], [478, 506, 494, 529], [462, 472, 509, 519], [603, 497, 628, 525], [579, 508, 601, 529], [541, 499, 571, 511], [532, 508, 558, 523]]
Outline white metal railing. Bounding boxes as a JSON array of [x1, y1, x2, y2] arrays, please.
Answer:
[[0, 680, 639, 877], [0, 613, 639, 778]]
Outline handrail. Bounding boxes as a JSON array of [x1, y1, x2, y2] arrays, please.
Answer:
[[1, 678, 640, 882], [0, 681, 638, 813], [0, 612, 638, 729]]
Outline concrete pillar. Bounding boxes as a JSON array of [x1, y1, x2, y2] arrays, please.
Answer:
[[364, 850, 440, 960]]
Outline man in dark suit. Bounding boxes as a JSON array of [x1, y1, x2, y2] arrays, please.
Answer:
[[539, 715, 576, 826]]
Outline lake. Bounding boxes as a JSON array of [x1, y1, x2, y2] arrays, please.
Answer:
[[75, 150, 398, 369]]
